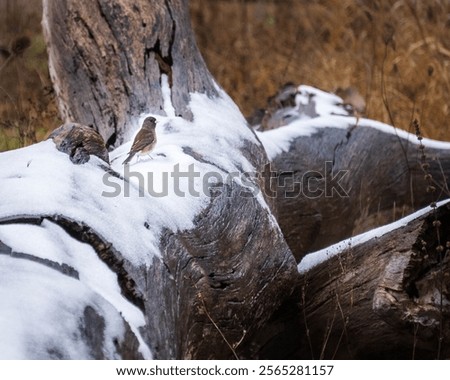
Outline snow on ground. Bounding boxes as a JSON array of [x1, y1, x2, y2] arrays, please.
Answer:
[[298, 199, 450, 274]]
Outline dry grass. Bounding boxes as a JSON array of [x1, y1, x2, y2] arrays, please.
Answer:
[[0, 0, 60, 151], [190, 0, 450, 141], [0, 0, 449, 152]]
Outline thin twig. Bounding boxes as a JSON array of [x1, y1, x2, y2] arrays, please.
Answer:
[[301, 282, 315, 359], [197, 294, 240, 360], [319, 304, 337, 360], [381, 44, 410, 168], [192, 280, 240, 360]]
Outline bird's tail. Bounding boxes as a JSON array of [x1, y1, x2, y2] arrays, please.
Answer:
[[122, 153, 135, 165]]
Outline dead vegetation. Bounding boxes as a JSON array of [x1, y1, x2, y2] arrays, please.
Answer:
[[0, 0, 59, 151], [0, 0, 449, 151], [190, 0, 450, 140]]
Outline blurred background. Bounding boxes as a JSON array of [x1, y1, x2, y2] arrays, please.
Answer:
[[0, 0, 449, 151]]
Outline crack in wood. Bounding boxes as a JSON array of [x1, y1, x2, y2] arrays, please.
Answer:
[[0, 214, 145, 312], [49, 215, 146, 312], [0, 242, 80, 280], [147, 39, 173, 87]]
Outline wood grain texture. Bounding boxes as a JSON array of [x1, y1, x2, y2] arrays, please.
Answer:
[[299, 202, 450, 359], [40, 0, 298, 359], [42, 0, 218, 147], [250, 202, 450, 359], [269, 125, 450, 261], [49, 122, 109, 164], [31, 0, 450, 360]]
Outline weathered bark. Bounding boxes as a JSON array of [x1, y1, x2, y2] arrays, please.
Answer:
[[50, 122, 109, 164], [247, 202, 450, 359], [150, 181, 296, 359], [274, 126, 450, 261], [0, 0, 442, 361], [301, 202, 450, 359], [230, 86, 450, 359], [257, 88, 450, 262], [42, 0, 218, 146], [37, 0, 297, 359], [138, 140, 298, 359]]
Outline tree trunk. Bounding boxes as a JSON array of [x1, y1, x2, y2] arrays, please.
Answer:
[[34, 0, 297, 359], [255, 85, 450, 262], [42, 0, 218, 146], [269, 201, 450, 360], [238, 85, 450, 359]]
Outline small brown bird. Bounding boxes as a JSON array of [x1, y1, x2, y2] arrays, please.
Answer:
[[122, 117, 157, 165], [335, 87, 366, 115]]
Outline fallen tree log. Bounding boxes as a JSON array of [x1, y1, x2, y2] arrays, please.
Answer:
[[256, 86, 450, 261], [0, 0, 449, 360], [299, 200, 450, 359], [247, 201, 450, 359], [0, 0, 297, 359]]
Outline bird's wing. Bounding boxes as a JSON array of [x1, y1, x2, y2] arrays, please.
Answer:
[[130, 132, 156, 152]]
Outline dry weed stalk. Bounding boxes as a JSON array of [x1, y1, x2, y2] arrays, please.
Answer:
[[414, 118, 447, 359]]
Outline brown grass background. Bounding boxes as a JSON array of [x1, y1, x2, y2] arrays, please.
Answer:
[[0, 0, 449, 152]]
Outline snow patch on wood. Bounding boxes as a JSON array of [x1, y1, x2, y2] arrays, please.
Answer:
[[298, 199, 450, 274]]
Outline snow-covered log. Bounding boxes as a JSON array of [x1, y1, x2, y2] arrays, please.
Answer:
[[1, 0, 449, 360], [298, 200, 450, 359], [237, 85, 450, 359], [0, 0, 297, 359], [244, 201, 450, 359], [256, 86, 450, 261]]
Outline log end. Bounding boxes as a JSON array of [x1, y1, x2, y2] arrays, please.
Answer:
[[49, 122, 109, 164]]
